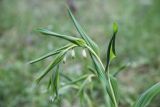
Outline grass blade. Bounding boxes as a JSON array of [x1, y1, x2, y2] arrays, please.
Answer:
[[134, 82, 160, 107]]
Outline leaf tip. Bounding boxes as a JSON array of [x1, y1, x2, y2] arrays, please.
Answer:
[[113, 22, 118, 33]]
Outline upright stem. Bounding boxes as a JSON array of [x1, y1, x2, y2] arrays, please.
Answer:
[[85, 44, 118, 107], [107, 68, 118, 107]]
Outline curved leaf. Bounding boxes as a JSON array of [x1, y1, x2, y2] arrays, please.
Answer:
[[36, 51, 65, 83], [35, 44, 77, 83], [29, 44, 73, 64], [37, 28, 85, 46], [134, 82, 160, 107], [67, 7, 99, 55], [105, 22, 118, 72], [105, 75, 119, 106]]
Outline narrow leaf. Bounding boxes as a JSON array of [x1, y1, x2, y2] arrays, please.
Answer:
[[110, 75, 119, 103], [112, 63, 129, 77], [67, 7, 99, 54], [37, 28, 85, 46], [36, 44, 76, 83], [51, 65, 60, 97], [77, 78, 89, 95], [134, 82, 160, 107], [29, 51, 60, 64], [60, 72, 72, 81], [105, 22, 118, 72], [90, 53, 105, 81], [29, 44, 72, 64], [36, 51, 65, 83], [84, 92, 93, 107], [47, 77, 51, 90], [88, 66, 97, 75], [59, 84, 79, 94], [66, 74, 88, 85], [105, 75, 119, 106]]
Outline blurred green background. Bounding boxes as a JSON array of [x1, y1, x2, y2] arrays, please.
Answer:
[[0, 0, 160, 107]]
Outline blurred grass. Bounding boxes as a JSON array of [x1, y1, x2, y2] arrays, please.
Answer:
[[0, 0, 160, 107]]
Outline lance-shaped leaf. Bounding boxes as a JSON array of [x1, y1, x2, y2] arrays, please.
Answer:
[[36, 51, 65, 83], [134, 82, 160, 107], [102, 23, 119, 107], [36, 44, 76, 83], [58, 84, 79, 95], [77, 78, 89, 95], [105, 23, 118, 72], [89, 53, 116, 105], [89, 53, 106, 82], [112, 63, 129, 77], [37, 28, 86, 46], [48, 73, 70, 90], [65, 74, 88, 85], [102, 75, 119, 107], [110, 75, 119, 104], [60, 72, 72, 81], [88, 66, 97, 75], [90, 54, 116, 105], [29, 44, 73, 64], [67, 7, 99, 55], [51, 65, 60, 98]]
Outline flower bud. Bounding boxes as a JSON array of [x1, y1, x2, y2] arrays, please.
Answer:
[[63, 55, 67, 64], [71, 49, 75, 59], [82, 49, 87, 58], [49, 96, 54, 102]]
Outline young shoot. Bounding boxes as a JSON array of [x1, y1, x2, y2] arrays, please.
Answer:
[[30, 7, 160, 107]]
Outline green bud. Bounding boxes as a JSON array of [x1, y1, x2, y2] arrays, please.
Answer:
[[113, 22, 118, 33]]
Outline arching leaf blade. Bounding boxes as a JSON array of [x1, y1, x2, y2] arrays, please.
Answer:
[[36, 44, 76, 83], [36, 51, 65, 84], [134, 82, 160, 107], [29, 44, 72, 64], [67, 7, 99, 55], [105, 75, 119, 106], [37, 28, 85, 46]]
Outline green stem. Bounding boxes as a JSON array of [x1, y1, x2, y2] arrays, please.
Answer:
[[85, 44, 118, 107], [85, 45, 105, 70], [107, 68, 118, 107]]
